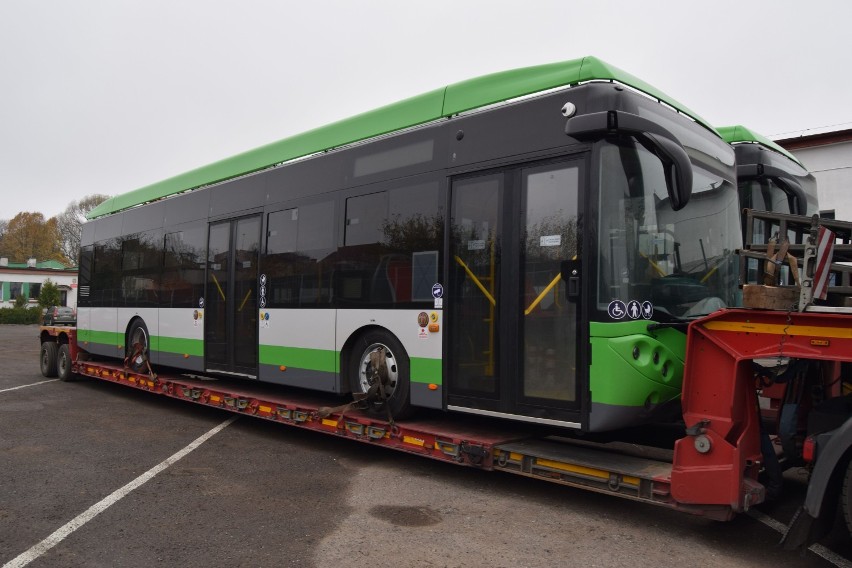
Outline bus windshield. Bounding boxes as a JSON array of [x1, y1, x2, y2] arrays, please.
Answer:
[[596, 138, 740, 320]]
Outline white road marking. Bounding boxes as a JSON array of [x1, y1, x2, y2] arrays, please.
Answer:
[[748, 509, 852, 568], [0, 380, 59, 394], [2, 416, 238, 568]]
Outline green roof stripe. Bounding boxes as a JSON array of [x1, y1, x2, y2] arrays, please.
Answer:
[[89, 56, 717, 219], [718, 124, 803, 167]]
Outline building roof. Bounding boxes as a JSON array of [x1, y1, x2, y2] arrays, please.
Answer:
[[88, 56, 719, 220], [774, 127, 852, 151], [0, 259, 76, 271]]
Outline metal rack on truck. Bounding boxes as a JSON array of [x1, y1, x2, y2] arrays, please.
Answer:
[[38, 208, 852, 548]]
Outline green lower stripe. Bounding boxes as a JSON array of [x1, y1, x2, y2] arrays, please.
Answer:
[[259, 345, 442, 383], [157, 336, 204, 357], [78, 329, 202, 357], [78, 329, 122, 347], [411, 357, 442, 385], [78, 331, 441, 383], [259, 345, 338, 373]]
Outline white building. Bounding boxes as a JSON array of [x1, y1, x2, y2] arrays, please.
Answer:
[[0, 258, 78, 309], [776, 128, 852, 221]]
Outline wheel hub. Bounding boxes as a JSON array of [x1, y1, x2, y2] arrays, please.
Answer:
[[359, 343, 398, 399]]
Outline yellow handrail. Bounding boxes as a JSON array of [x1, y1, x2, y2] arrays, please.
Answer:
[[238, 288, 252, 311], [453, 255, 496, 306], [639, 251, 667, 278], [524, 273, 562, 315], [211, 273, 226, 302]]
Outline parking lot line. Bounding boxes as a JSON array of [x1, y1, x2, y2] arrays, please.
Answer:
[[0, 380, 59, 394], [2, 415, 238, 568]]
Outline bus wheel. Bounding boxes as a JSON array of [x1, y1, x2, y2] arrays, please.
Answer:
[[126, 319, 150, 373], [40, 342, 58, 378], [57, 344, 76, 382], [350, 330, 412, 420]]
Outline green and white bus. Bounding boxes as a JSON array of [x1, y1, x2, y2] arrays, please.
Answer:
[[719, 124, 819, 220], [78, 56, 740, 432]]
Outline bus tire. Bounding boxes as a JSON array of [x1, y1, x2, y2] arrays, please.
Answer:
[[40, 341, 58, 378], [349, 329, 412, 420], [841, 459, 852, 535], [127, 319, 150, 373], [57, 344, 75, 382]]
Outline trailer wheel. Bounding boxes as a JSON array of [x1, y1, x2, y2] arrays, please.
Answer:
[[349, 329, 412, 419], [57, 344, 75, 382], [127, 319, 150, 373], [40, 342, 58, 378]]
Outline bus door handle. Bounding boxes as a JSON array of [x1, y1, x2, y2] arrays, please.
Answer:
[[567, 275, 580, 298], [561, 260, 580, 302]]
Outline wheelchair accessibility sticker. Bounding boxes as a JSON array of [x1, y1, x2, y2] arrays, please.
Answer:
[[608, 300, 653, 320]]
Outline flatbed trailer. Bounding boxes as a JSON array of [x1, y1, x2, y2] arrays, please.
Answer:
[[37, 299, 852, 534], [37, 203, 852, 546], [38, 323, 743, 519]]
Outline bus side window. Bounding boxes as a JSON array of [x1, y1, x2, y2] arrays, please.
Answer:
[[341, 192, 387, 304], [163, 224, 206, 308], [121, 230, 162, 307], [265, 201, 335, 307], [92, 239, 121, 307], [338, 181, 442, 307], [78, 245, 94, 306]]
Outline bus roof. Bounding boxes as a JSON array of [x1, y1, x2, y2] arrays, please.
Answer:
[[88, 56, 718, 219], [717, 124, 803, 168]]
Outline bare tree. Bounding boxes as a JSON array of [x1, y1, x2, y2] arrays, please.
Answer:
[[56, 194, 110, 265]]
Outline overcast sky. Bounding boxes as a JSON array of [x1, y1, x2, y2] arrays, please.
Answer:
[[1, 0, 850, 222]]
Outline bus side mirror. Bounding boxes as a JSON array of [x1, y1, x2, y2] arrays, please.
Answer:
[[566, 110, 693, 211], [737, 163, 807, 215], [640, 132, 692, 211]]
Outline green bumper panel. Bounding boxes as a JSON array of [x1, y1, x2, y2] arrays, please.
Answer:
[[589, 321, 686, 408]]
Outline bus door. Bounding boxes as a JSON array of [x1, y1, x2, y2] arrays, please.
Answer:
[[447, 157, 585, 425], [206, 215, 261, 377]]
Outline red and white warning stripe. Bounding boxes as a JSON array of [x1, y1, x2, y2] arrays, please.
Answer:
[[813, 226, 835, 300]]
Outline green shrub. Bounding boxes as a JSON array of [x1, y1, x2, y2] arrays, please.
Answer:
[[39, 279, 61, 309], [0, 307, 42, 325]]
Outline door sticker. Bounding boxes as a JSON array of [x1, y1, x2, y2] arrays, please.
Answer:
[[608, 300, 626, 319], [609, 299, 654, 320]]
